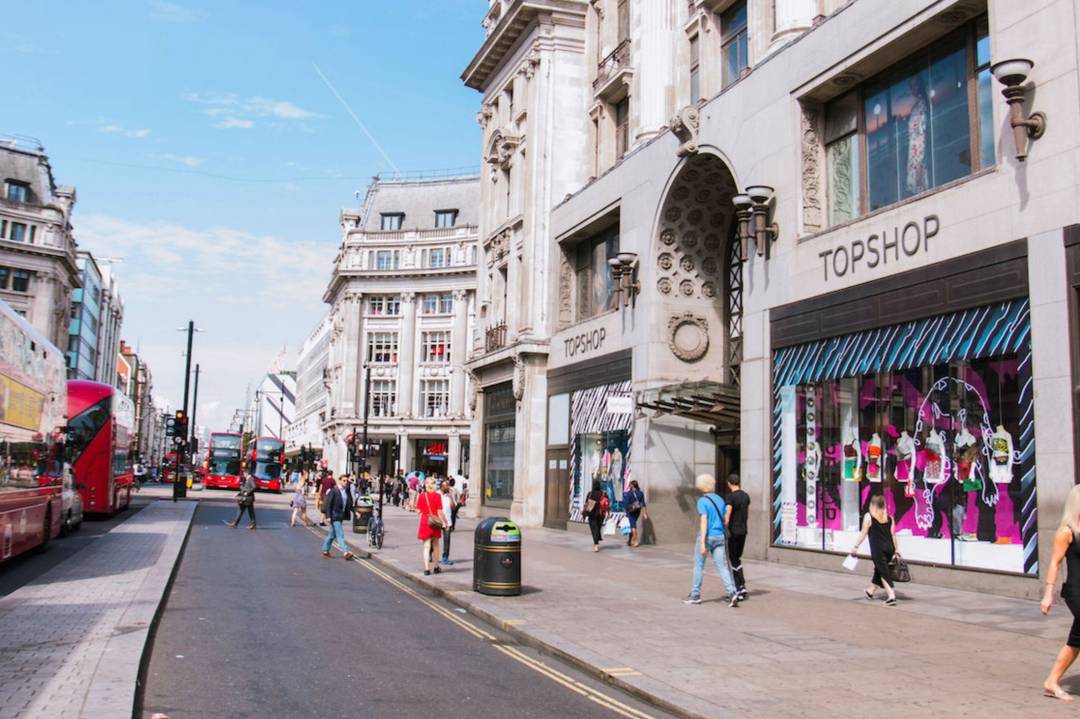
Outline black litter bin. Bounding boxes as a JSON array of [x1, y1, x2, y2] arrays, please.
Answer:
[[473, 517, 521, 596], [352, 497, 373, 533]]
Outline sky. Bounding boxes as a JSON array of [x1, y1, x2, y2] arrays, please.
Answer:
[[4, 0, 484, 433]]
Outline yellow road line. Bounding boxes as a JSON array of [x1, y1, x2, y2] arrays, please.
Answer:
[[337, 549, 655, 719]]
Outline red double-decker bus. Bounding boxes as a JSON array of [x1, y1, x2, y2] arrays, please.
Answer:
[[67, 380, 135, 515], [163, 452, 177, 483], [0, 299, 66, 563], [250, 436, 285, 492], [205, 432, 243, 490]]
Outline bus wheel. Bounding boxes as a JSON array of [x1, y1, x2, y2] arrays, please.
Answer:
[[38, 508, 52, 553]]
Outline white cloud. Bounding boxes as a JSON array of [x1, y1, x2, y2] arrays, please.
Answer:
[[184, 92, 322, 129], [214, 116, 255, 130], [74, 213, 332, 431], [154, 153, 204, 168], [150, 1, 204, 23], [98, 123, 152, 138]]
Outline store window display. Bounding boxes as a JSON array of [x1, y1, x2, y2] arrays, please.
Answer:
[[772, 300, 1037, 575], [568, 381, 633, 523]]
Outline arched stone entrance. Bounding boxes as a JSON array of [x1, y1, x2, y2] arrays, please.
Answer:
[[653, 153, 742, 384]]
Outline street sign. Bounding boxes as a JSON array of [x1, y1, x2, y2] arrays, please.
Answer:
[[173, 436, 184, 445]]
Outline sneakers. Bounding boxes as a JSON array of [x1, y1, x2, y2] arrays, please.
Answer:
[[321, 551, 332, 559], [737, 589, 748, 601], [683, 596, 702, 605], [884, 597, 897, 606], [728, 593, 741, 608], [343, 552, 354, 561], [440, 558, 455, 566]]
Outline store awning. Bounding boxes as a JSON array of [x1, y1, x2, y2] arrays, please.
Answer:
[[635, 380, 741, 432]]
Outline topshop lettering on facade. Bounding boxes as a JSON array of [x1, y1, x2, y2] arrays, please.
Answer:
[[816, 215, 940, 282], [563, 327, 606, 358]]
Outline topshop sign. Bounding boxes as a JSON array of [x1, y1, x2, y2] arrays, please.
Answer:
[[816, 215, 940, 282]]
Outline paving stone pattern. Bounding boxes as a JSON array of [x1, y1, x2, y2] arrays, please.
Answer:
[[0, 497, 196, 719], [301, 495, 1079, 719]]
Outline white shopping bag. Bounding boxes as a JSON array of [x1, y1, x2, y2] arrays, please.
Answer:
[[842, 554, 859, 571], [603, 517, 616, 536]]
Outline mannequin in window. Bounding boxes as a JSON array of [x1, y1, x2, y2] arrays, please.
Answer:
[[924, 429, 946, 484], [989, 424, 1014, 484], [895, 430, 915, 482], [866, 433, 884, 483], [842, 430, 861, 482], [905, 74, 929, 196]]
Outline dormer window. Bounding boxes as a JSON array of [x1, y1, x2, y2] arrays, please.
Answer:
[[435, 209, 458, 228], [5, 181, 28, 203], [380, 213, 404, 231]]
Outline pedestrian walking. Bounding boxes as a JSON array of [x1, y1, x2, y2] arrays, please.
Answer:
[[439, 479, 457, 566], [407, 471, 421, 511], [624, 480, 647, 548], [318, 470, 335, 526], [582, 480, 608, 552], [725, 474, 750, 600], [850, 494, 900, 606], [416, 477, 446, 576], [684, 473, 739, 607], [321, 474, 354, 560], [227, 472, 257, 530], [1041, 485, 1080, 701], [289, 481, 308, 527]]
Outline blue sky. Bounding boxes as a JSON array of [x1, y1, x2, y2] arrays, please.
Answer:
[[4, 0, 484, 432]]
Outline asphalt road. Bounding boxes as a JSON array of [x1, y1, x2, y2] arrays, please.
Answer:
[[0, 490, 152, 597], [141, 491, 669, 719]]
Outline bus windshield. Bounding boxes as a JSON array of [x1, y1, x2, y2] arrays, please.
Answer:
[[253, 461, 282, 479], [67, 397, 111, 466], [208, 458, 242, 476], [211, 434, 242, 450]]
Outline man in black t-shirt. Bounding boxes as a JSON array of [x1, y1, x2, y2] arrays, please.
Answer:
[[725, 474, 750, 600]]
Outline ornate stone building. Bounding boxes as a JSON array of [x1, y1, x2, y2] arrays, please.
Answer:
[[285, 313, 331, 466], [323, 175, 479, 477], [0, 135, 79, 350]]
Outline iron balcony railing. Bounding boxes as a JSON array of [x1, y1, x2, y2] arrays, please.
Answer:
[[485, 323, 508, 353]]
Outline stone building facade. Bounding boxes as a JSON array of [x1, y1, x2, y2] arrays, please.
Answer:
[[471, 0, 1080, 598], [0, 136, 79, 351], [285, 313, 331, 465], [323, 175, 479, 478]]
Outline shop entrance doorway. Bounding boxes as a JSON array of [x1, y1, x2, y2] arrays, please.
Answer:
[[544, 448, 570, 529]]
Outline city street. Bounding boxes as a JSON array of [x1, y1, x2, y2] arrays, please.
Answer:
[[141, 491, 668, 719]]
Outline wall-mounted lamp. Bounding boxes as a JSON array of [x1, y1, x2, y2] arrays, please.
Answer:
[[733, 186, 779, 259], [608, 251, 641, 308], [990, 58, 1046, 162]]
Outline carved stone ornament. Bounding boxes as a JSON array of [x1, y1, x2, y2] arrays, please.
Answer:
[[477, 105, 494, 129], [668, 313, 710, 362], [486, 129, 521, 177], [657, 277, 673, 295], [518, 49, 540, 80], [512, 355, 526, 403], [801, 106, 823, 232], [670, 105, 700, 157], [486, 228, 511, 266]]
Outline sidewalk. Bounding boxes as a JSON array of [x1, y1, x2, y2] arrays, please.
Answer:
[[310, 497, 1076, 719], [0, 496, 197, 719]]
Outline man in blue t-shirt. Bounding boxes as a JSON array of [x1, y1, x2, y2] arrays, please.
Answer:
[[684, 473, 740, 607]]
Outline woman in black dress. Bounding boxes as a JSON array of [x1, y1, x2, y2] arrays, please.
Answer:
[[850, 495, 900, 605], [1041, 485, 1080, 701], [583, 480, 606, 552]]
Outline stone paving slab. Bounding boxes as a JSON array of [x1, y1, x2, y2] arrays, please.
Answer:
[[0, 497, 197, 719], [299, 496, 1078, 719]]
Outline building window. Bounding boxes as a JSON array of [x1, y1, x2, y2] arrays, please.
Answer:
[[9, 223, 27, 243], [827, 18, 994, 220], [28, 226, 35, 243], [6, 181, 28, 203], [368, 295, 401, 316], [422, 294, 438, 314], [421, 331, 451, 363], [420, 379, 450, 418], [367, 332, 399, 364], [428, 247, 446, 268], [0, 220, 6, 238], [11, 270, 30, 293], [617, 0, 629, 43], [615, 98, 630, 160], [370, 379, 397, 418], [483, 383, 516, 506], [689, 34, 701, 104], [374, 250, 399, 270], [470, 246, 478, 265], [721, 1, 748, 88], [439, 293, 454, 314], [572, 226, 618, 322], [380, 213, 404, 231], [0, 267, 8, 289], [435, 210, 458, 228]]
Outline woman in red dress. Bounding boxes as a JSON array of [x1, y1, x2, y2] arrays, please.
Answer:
[[417, 477, 447, 575]]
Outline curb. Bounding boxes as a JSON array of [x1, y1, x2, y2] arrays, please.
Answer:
[[311, 505, 724, 719]]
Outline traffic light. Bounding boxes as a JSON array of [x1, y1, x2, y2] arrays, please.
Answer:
[[165, 416, 177, 438], [172, 411, 188, 445]]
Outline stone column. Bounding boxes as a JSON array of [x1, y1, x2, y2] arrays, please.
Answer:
[[451, 289, 469, 417], [397, 430, 412, 474], [633, 0, 674, 144], [398, 292, 417, 417], [342, 293, 363, 417], [769, 0, 816, 52], [448, 432, 462, 477]]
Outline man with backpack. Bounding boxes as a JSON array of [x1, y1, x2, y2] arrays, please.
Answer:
[[725, 473, 750, 601], [583, 480, 609, 552], [684, 473, 740, 607]]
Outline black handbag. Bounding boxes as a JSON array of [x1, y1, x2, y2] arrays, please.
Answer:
[[889, 555, 912, 583]]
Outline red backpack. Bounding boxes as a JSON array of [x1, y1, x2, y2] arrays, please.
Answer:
[[598, 494, 611, 518]]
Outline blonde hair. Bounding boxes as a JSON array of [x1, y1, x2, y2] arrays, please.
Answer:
[[869, 495, 889, 523], [1061, 485, 1080, 534], [695, 473, 716, 494], [424, 477, 437, 492]]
